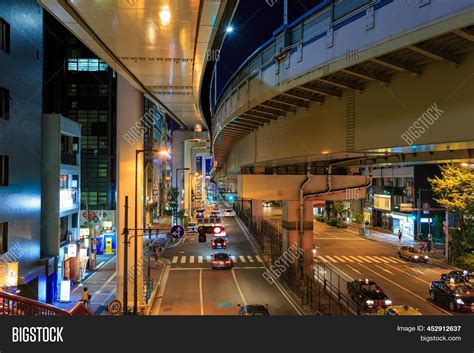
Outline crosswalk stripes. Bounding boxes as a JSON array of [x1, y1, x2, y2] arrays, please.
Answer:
[[169, 254, 264, 265], [316, 255, 408, 265]]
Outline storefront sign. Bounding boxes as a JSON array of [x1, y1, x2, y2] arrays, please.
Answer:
[[374, 194, 391, 211], [399, 203, 413, 212], [80, 228, 90, 237], [60, 280, 71, 302], [6, 262, 18, 287], [67, 244, 77, 257]]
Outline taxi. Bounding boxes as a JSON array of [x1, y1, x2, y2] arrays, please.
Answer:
[[378, 305, 422, 316], [398, 245, 429, 263]]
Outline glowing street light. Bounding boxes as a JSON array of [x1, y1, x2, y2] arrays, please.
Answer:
[[226, 26, 234, 33], [160, 6, 171, 26]]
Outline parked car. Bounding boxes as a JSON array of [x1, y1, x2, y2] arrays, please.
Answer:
[[347, 279, 392, 311], [224, 209, 235, 217], [211, 253, 233, 270], [379, 305, 422, 316], [398, 245, 429, 263], [441, 270, 471, 284], [186, 222, 198, 233], [238, 304, 270, 316], [429, 280, 474, 312]]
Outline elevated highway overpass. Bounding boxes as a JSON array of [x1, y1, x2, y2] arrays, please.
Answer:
[[212, 0, 474, 175]]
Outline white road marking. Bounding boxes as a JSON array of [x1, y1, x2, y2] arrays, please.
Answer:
[[255, 255, 263, 262], [373, 256, 389, 263], [247, 256, 254, 263], [231, 269, 247, 306], [325, 255, 338, 263], [341, 256, 353, 262], [381, 256, 399, 264], [172, 256, 178, 264], [239, 256, 246, 263], [230, 255, 237, 262], [317, 256, 329, 262], [333, 256, 346, 263], [198, 256, 203, 264], [199, 269, 204, 316], [349, 256, 363, 263], [383, 263, 432, 285], [346, 264, 361, 274], [357, 256, 372, 263], [390, 257, 406, 264], [357, 263, 452, 315], [180, 256, 187, 264], [375, 265, 394, 275], [189, 256, 195, 264]]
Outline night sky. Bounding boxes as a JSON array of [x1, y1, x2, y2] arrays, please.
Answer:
[[216, 0, 324, 94]]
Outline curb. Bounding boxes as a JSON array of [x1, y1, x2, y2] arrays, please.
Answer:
[[145, 258, 170, 315]]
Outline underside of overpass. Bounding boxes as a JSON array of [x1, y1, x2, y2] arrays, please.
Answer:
[[212, 1, 474, 176]]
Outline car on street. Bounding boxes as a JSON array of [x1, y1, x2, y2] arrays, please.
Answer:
[[378, 305, 422, 316], [211, 253, 233, 270], [211, 237, 227, 249], [203, 224, 226, 237], [347, 279, 392, 311], [263, 201, 272, 207], [398, 245, 429, 262], [429, 280, 474, 312], [441, 270, 471, 284], [186, 222, 198, 233], [224, 209, 235, 217], [238, 304, 270, 315]]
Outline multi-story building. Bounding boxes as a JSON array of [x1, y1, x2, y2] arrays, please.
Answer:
[[42, 12, 117, 228], [0, 1, 48, 301], [41, 114, 82, 302]]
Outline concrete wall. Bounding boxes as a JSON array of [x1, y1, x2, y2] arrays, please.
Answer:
[[0, 1, 43, 270], [116, 75, 144, 310]]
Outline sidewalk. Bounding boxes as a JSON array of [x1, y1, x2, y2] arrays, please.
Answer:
[[54, 254, 116, 315], [344, 223, 451, 267]]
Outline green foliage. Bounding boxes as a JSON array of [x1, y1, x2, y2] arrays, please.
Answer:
[[315, 215, 325, 222], [454, 253, 474, 272], [336, 222, 348, 229], [326, 218, 338, 226], [431, 215, 444, 241], [352, 214, 363, 224]]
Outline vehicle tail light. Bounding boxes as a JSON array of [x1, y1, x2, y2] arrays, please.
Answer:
[[225, 260, 230, 264], [213, 260, 218, 264], [213, 227, 222, 234]]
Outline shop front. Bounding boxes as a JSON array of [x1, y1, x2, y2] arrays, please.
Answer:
[[392, 212, 415, 238]]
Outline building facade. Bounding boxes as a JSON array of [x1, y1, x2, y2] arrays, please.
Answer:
[[0, 0, 47, 300]]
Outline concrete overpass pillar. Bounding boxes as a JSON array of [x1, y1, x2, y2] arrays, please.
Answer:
[[282, 200, 313, 281], [251, 199, 262, 230]]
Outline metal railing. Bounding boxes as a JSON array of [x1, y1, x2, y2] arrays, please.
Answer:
[[212, 0, 383, 116], [0, 291, 93, 316]]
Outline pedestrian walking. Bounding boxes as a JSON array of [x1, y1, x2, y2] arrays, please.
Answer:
[[427, 240, 432, 254], [398, 229, 402, 242], [82, 287, 91, 308]]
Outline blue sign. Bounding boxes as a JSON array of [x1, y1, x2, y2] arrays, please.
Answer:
[[170, 225, 185, 239]]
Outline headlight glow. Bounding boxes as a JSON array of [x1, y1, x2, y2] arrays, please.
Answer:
[[455, 299, 464, 305], [413, 255, 419, 259], [385, 299, 392, 305]]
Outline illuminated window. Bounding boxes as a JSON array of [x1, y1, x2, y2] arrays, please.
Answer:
[[0, 18, 10, 54], [67, 58, 108, 72]]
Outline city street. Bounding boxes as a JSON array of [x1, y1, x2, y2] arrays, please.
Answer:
[[260, 207, 470, 316], [150, 215, 300, 315]]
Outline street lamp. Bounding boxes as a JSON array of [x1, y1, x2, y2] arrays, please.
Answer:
[[134, 148, 168, 315], [174, 167, 190, 225]]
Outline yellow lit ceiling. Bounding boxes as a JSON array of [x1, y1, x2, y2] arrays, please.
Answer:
[[39, 0, 230, 129]]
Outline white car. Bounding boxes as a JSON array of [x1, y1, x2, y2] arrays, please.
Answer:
[[186, 222, 198, 233], [224, 209, 235, 217]]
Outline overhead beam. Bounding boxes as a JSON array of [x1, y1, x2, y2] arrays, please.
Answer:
[[232, 119, 264, 128], [407, 44, 462, 65], [228, 121, 259, 130], [240, 114, 273, 123], [315, 78, 364, 91], [341, 68, 391, 84], [453, 29, 474, 42], [247, 110, 279, 120], [298, 84, 342, 97], [260, 102, 296, 113], [252, 106, 286, 117], [271, 96, 309, 108], [371, 57, 422, 76], [281, 92, 324, 103], [225, 124, 253, 132]]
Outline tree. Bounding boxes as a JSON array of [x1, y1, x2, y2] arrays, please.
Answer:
[[429, 164, 474, 263], [164, 187, 186, 222], [333, 201, 346, 222]]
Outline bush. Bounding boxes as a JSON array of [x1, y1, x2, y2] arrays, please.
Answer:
[[352, 214, 363, 224], [326, 219, 338, 226], [336, 222, 348, 229], [315, 215, 325, 223], [454, 253, 474, 272]]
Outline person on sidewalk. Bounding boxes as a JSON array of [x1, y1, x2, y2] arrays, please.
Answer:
[[82, 287, 91, 308], [398, 229, 402, 242]]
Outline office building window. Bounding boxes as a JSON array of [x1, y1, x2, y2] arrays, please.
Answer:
[[0, 222, 8, 254], [0, 87, 10, 120], [0, 155, 8, 186], [67, 58, 108, 72], [0, 18, 10, 54]]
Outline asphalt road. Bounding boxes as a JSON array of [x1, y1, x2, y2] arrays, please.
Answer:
[[150, 212, 300, 316]]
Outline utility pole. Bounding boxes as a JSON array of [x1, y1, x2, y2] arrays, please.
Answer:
[[123, 196, 129, 315], [283, 0, 288, 25], [444, 210, 449, 261]]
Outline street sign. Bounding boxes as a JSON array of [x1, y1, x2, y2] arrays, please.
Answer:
[[170, 225, 185, 239], [107, 300, 122, 315]]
